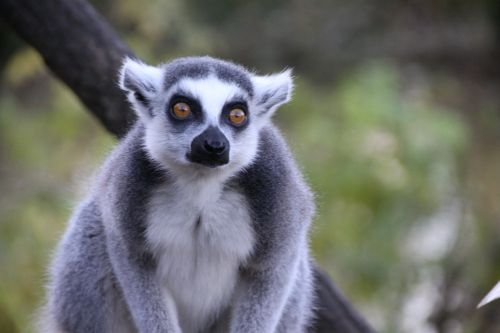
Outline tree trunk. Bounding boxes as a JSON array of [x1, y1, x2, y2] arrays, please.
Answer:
[[0, 0, 375, 332]]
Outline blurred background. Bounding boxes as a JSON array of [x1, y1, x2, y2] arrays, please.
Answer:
[[1, 0, 499, 332]]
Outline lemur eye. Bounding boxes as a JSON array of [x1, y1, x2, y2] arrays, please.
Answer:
[[172, 102, 191, 119], [228, 108, 247, 126]]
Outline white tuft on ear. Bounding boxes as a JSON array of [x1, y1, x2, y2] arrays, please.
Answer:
[[119, 57, 163, 122], [252, 69, 293, 117]]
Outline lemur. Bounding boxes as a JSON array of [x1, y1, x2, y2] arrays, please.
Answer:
[[41, 56, 316, 333]]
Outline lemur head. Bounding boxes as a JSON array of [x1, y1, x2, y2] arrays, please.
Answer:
[[119, 56, 292, 177]]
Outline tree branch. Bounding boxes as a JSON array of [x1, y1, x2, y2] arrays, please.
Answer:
[[312, 266, 374, 333], [0, 0, 375, 331], [0, 0, 135, 137]]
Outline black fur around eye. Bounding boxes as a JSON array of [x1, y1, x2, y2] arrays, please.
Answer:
[[167, 95, 202, 122], [222, 101, 249, 129]]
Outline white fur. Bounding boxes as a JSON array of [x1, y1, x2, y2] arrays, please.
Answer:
[[143, 76, 261, 181], [178, 76, 247, 124], [251, 69, 293, 117], [119, 57, 164, 122], [146, 176, 255, 333]]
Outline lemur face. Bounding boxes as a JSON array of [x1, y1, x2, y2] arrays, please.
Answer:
[[120, 56, 292, 176], [153, 75, 256, 171]]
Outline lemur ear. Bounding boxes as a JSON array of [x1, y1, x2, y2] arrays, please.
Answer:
[[119, 57, 163, 122], [252, 69, 293, 116]]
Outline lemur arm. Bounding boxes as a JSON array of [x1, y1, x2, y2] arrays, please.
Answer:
[[104, 229, 181, 333], [230, 127, 314, 333], [100, 127, 181, 333], [230, 236, 304, 333]]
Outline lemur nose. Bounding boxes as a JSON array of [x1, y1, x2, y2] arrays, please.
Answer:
[[189, 126, 230, 167], [204, 140, 226, 154]]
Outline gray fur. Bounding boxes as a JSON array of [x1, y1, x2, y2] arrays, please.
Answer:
[[42, 57, 315, 333], [162, 57, 254, 97]]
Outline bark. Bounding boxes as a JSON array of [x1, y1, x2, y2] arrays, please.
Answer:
[[0, 0, 135, 137], [0, 0, 375, 332], [311, 266, 375, 333]]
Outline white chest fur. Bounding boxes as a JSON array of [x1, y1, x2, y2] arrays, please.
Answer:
[[146, 176, 255, 333]]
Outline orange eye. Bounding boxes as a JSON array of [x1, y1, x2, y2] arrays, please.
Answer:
[[172, 102, 191, 119], [228, 108, 247, 126]]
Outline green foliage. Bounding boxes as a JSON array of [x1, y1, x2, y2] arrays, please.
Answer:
[[280, 61, 467, 322]]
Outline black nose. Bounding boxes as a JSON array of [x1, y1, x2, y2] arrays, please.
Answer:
[[203, 139, 226, 155], [188, 126, 230, 167]]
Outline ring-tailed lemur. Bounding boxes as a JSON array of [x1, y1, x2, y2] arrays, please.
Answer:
[[41, 56, 315, 333]]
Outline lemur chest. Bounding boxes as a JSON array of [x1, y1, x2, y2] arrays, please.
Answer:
[[145, 181, 255, 332]]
